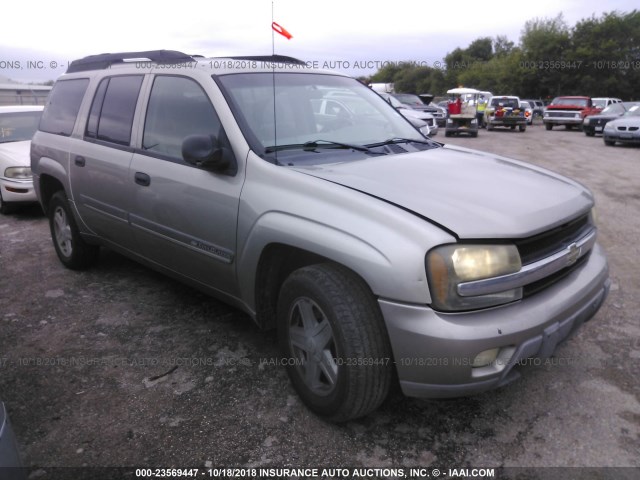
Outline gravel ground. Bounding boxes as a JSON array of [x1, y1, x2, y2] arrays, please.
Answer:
[[0, 120, 638, 478]]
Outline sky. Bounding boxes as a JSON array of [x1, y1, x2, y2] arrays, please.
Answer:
[[0, 0, 637, 83]]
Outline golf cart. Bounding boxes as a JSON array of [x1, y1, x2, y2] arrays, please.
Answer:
[[445, 87, 481, 137]]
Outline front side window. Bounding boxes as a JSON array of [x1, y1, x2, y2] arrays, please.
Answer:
[[85, 75, 143, 146], [142, 76, 222, 160], [39, 79, 89, 136]]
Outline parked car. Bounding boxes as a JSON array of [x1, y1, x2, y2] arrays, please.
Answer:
[[592, 97, 622, 109], [392, 93, 447, 128], [603, 106, 640, 146], [520, 100, 534, 125], [0, 105, 43, 214], [484, 96, 527, 131], [379, 93, 437, 136], [522, 99, 545, 118], [32, 50, 609, 422], [583, 102, 640, 136]]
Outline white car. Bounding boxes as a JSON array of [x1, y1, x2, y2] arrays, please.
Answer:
[[0, 105, 43, 214], [520, 101, 534, 125]]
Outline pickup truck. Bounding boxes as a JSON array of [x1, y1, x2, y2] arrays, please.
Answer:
[[543, 96, 602, 130], [484, 96, 527, 131]]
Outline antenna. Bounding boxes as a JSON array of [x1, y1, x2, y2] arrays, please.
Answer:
[[271, 0, 278, 163]]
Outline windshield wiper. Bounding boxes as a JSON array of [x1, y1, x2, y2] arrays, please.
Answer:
[[265, 139, 371, 153], [366, 137, 437, 148]]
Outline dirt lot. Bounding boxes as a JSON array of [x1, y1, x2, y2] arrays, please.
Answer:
[[1, 121, 639, 477]]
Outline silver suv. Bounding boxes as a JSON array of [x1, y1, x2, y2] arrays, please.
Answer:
[[31, 50, 610, 422]]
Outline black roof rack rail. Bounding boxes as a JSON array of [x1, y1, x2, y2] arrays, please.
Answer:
[[66, 50, 195, 73], [220, 55, 306, 65]]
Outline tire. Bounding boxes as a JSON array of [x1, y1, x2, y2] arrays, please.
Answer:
[[510, 125, 516, 130], [565, 125, 574, 130], [486, 123, 494, 131], [470, 131, 478, 137], [604, 140, 615, 146], [519, 125, 526, 132], [545, 123, 553, 131], [277, 263, 393, 422], [444, 131, 451, 137], [0, 191, 16, 215], [585, 131, 595, 137], [48, 191, 99, 270]]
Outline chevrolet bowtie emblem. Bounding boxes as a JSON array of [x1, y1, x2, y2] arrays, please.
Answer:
[[566, 243, 581, 266]]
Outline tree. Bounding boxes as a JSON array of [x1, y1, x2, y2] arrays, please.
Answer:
[[519, 14, 571, 97]]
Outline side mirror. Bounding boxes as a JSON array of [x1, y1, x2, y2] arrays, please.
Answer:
[[182, 134, 237, 175]]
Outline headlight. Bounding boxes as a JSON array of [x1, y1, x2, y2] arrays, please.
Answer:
[[419, 125, 430, 136], [447, 118, 453, 124], [471, 119, 477, 124], [426, 244, 522, 311], [4, 167, 32, 179], [575, 113, 580, 118], [604, 123, 614, 131], [583, 118, 589, 125]]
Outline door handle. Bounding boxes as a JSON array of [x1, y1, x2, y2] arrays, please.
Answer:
[[74, 156, 86, 167], [134, 172, 151, 186]]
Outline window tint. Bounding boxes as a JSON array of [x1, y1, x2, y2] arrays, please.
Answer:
[[85, 78, 108, 139], [39, 79, 89, 136], [143, 76, 221, 160], [93, 76, 143, 145]]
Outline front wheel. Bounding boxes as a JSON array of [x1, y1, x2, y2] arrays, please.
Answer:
[[519, 125, 526, 132], [604, 140, 615, 146], [48, 191, 99, 270], [277, 264, 393, 422], [545, 123, 553, 130]]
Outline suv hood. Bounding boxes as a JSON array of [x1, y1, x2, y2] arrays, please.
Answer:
[[292, 145, 592, 239]]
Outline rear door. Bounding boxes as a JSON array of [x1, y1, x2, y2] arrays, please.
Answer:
[[70, 75, 144, 251]]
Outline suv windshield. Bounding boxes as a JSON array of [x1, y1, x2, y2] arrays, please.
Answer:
[[218, 73, 426, 160], [0, 111, 42, 143]]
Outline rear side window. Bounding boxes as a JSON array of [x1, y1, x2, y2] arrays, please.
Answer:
[[39, 79, 89, 136], [85, 75, 143, 146]]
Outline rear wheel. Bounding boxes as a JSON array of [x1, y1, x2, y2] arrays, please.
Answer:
[[48, 191, 99, 270], [277, 263, 393, 422], [585, 131, 595, 137]]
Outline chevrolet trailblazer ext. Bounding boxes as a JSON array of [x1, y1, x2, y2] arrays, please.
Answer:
[[31, 51, 609, 422]]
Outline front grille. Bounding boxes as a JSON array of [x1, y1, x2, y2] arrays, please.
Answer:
[[549, 112, 578, 118], [514, 214, 591, 264], [514, 213, 593, 297]]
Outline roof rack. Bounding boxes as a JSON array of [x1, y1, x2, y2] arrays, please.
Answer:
[[220, 55, 306, 65], [66, 50, 195, 73]]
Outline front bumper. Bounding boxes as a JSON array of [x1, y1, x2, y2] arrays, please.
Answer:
[[604, 132, 640, 145], [380, 243, 609, 398], [0, 178, 37, 204], [544, 117, 583, 126]]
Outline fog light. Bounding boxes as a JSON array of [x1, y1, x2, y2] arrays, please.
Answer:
[[472, 348, 499, 368]]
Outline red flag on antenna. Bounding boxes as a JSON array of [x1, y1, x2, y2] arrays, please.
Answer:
[[272, 22, 293, 40]]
